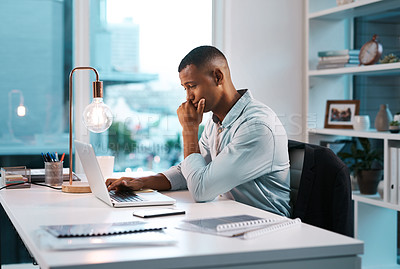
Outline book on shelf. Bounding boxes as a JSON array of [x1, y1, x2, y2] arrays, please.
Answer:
[[348, 59, 360, 65], [396, 148, 400, 205], [319, 55, 359, 64], [317, 49, 360, 57], [177, 214, 301, 240], [390, 147, 397, 204], [316, 63, 358, 70]]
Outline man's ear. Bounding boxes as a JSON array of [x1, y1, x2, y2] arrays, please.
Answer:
[[213, 68, 224, 86]]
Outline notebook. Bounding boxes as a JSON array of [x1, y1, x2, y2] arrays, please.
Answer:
[[37, 221, 176, 250], [30, 168, 80, 182], [177, 214, 301, 239], [75, 140, 176, 207], [42, 221, 165, 238]]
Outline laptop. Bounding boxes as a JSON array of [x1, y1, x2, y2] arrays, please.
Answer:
[[75, 140, 176, 208]]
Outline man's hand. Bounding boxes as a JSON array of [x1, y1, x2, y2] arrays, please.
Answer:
[[177, 98, 205, 132], [105, 174, 172, 192], [106, 177, 144, 192], [177, 98, 205, 158]]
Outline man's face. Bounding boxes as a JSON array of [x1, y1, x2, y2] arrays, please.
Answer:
[[179, 64, 219, 113]]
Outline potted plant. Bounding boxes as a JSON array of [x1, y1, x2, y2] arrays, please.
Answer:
[[338, 138, 383, 194], [389, 120, 400, 133]]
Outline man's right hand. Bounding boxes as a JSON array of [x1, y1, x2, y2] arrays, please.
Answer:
[[106, 177, 144, 192], [105, 173, 172, 192]]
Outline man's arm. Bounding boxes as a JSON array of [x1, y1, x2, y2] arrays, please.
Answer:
[[181, 122, 285, 202], [177, 99, 205, 158], [106, 98, 206, 193], [106, 173, 171, 192]]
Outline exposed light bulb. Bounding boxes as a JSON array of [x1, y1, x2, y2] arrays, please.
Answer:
[[82, 98, 113, 133], [17, 105, 26, 117]]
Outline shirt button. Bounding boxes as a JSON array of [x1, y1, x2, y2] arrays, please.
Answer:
[[218, 128, 223, 134]]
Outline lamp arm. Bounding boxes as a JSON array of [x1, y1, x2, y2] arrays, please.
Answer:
[[68, 67, 101, 185]]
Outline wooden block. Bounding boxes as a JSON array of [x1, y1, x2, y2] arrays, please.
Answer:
[[61, 182, 91, 193]]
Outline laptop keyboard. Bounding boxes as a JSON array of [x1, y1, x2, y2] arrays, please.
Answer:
[[109, 190, 144, 202]]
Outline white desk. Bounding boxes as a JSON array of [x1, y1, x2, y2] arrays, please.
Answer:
[[0, 186, 363, 269]]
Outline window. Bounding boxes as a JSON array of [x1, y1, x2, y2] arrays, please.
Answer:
[[89, 0, 212, 172], [0, 0, 72, 168]]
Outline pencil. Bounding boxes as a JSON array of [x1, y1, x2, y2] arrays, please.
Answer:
[[60, 153, 65, 162]]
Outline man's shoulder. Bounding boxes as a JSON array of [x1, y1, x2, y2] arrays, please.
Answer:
[[237, 99, 287, 136], [242, 99, 277, 121]]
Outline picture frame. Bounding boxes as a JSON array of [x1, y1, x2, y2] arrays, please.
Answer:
[[324, 100, 360, 129]]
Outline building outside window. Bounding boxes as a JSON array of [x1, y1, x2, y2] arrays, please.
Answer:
[[89, 0, 212, 173]]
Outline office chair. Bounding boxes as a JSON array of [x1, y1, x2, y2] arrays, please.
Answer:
[[288, 140, 353, 237]]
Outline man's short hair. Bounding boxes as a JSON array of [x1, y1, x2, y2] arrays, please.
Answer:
[[178, 45, 227, 72]]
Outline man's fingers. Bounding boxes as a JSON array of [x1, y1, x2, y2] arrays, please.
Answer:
[[107, 177, 137, 191], [106, 178, 118, 187], [107, 179, 121, 191], [197, 98, 205, 114]]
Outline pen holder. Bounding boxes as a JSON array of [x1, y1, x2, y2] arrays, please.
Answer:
[[45, 162, 63, 186]]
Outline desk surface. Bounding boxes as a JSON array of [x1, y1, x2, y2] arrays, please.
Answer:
[[0, 186, 363, 269]]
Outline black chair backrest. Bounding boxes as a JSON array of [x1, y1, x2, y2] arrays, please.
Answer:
[[288, 147, 304, 209], [288, 140, 353, 237]]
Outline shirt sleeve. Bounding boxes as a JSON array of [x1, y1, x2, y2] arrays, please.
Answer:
[[198, 121, 212, 164], [162, 121, 212, 191], [181, 121, 276, 202], [161, 164, 187, 191]]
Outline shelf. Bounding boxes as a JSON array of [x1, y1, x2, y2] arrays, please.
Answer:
[[353, 192, 400, 211], [308, 0, 400, 20], [308, 62, 400, 77], [308, 128, 400, 140]]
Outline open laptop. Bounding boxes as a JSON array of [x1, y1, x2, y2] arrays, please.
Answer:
[[75, 140, 176, 208]]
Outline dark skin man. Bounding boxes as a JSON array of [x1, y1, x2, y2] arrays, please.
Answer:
[[106, 53, 240, 192]]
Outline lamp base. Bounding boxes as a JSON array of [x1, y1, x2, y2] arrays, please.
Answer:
[[62, 182, 91, 193]]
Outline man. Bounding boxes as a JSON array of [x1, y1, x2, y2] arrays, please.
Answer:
[[107, 45, 291, 217]]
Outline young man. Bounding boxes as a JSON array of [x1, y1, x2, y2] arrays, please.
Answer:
[[107, 46, 291, 216]]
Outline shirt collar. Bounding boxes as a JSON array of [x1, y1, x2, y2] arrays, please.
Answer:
[[212, 89, 252, 128]]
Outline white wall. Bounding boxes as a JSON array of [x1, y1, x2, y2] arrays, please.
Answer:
[[216, 0, 305, 141]]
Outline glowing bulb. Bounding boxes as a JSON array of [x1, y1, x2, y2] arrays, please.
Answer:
[[17, 105, 26, 117], [82, 98, 113, 133]]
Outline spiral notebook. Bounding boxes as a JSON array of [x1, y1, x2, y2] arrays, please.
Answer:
[[42, 221, 166, 238], [36, 230, 176, 250], [177, 214, 301, 239]]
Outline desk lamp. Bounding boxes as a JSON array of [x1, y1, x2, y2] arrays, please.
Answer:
[[61, 67, 112, 193]]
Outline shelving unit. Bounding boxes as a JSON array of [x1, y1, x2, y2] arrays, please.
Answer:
[[306, 0, 400, 268], [310, 127, 399, 204], [309, 62, 400, 77], [308, 0, 399, 20]]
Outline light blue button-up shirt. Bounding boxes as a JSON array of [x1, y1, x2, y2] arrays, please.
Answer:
[[163, 90, 291, 216]]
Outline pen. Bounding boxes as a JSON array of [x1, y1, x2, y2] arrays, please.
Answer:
[[55, 152, 59, 161], [41, 153, 46, 162], [44, 152, 49, 162], [60, 153, 65, 162]]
